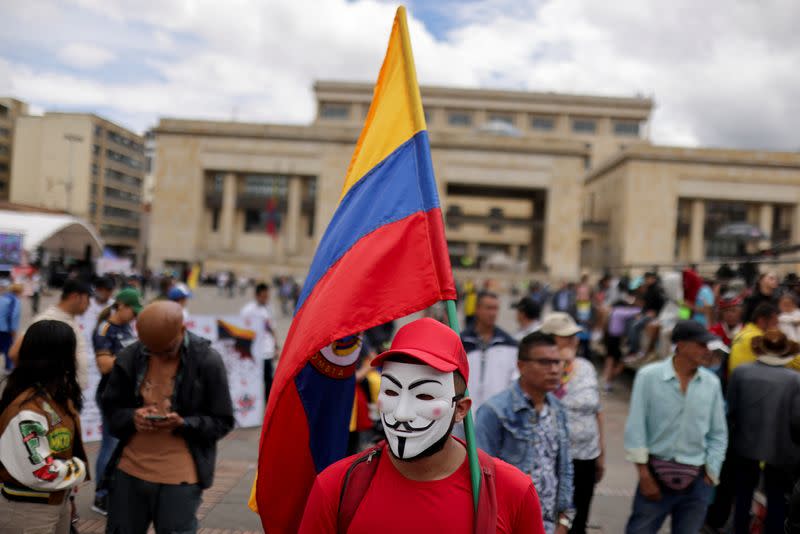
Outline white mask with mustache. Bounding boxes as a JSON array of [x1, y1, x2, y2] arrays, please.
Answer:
[[378, 361, 457, 460]]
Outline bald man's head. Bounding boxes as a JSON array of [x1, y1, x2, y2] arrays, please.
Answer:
[[137, 301, 185, 356]]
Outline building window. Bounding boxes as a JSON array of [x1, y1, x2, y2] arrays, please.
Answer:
[[0, 163, 8, 173], [90, 202, 97, 215], [0, 105, 7, 117], [100, 224, 139, 239], [103, 205, 140, 221], [105, 168, 143, 188], [0, 145, 9, 156], [104, 186, 140, 204], [244, 174, 288, 197], [211, 208, 220, 232], [614, 121, 640, 136], [447, 111, 472, 127], [704, 200, 750, 258], [445, 205, 463, 230], [572, 118, 597, 134], [93, 144, 101, 156], [94, 125, 103, 137], [531, 117, 555, 131], [488, 114, 514, 126], [106, 148, 143, 170], [245, 209, 261, 232], [244, 208, 281, 233], [213, 174, 224, 193], [0, 128, 10, 138], [773, 204, 794, 244], [320, 103, 350, 119], [92, 164, 98, 176], [488, 207, 504, 233]]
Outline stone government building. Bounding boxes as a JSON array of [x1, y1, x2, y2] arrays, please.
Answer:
[[148, 81, 800, 279]]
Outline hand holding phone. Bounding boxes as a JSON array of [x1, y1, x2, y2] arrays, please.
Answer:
[[144, 414, 167, 421]]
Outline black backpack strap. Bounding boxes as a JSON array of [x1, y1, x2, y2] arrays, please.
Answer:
[[337, 442, 384, 533]]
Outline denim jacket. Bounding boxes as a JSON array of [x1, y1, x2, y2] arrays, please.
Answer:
[[475, 381, 574, 528]]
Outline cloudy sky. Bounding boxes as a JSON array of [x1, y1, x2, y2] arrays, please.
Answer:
[[2, 0, 798, 150]]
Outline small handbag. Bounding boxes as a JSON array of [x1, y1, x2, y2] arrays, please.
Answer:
[[648, 457, 701, 492]]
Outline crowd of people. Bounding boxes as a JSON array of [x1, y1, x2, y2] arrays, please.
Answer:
[[0, 263, 799, 533], [0, 271, 283, 533], [343, 267, 800, 533]]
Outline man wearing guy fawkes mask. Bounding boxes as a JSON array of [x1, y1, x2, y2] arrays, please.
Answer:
[[299, 318, 546, 534]]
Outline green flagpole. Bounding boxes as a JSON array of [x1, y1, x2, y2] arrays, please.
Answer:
[[445, 299, 481, 511]]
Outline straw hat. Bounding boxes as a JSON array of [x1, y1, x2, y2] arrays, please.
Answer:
[[751, 329, 800, 366]]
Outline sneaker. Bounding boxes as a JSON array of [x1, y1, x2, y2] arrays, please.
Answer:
[[91, 495, 108, 516]]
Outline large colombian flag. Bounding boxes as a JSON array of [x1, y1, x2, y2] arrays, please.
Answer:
[[252, 6, 456, 532]]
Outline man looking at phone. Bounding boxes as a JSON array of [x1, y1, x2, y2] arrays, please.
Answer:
[[102, 301, 235, 534]]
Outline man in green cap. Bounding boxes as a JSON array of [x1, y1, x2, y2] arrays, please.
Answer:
[[91, 287, 143, 516]]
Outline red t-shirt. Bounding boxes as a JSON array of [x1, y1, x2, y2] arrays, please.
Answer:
[[299, 440, 545, 534]]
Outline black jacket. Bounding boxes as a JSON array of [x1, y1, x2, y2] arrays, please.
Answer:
[[727, 362, 800, 468], [101, 331, 235, 489]]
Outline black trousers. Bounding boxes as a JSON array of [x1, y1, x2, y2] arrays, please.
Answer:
[[571, 458, 597, 534], [106, 470, 202, 534], [263, 359, 274, 402], [734, 457, 792, 534], [705, 443, 736, 529]]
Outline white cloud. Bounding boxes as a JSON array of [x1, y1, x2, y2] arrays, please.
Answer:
[[57, 42, 117, 69], [0, 0, 798, 151]]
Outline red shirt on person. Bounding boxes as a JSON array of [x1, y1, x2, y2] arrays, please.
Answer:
[[709, 322, 740, 347], [299, 438, 545, 534]]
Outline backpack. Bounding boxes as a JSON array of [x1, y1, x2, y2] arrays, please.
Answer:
[[336, 439, 498, 533]]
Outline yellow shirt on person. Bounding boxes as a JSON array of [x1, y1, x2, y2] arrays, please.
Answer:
[[729, 322, 800, 374]]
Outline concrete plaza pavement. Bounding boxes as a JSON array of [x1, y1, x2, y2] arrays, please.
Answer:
[[20, 286, 639, 532]]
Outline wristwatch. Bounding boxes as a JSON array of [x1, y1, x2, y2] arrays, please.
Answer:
[[558, 512, 574, 529]]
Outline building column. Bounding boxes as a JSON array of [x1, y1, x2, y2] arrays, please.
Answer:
[[285, 176, 303, 256], [792, 204, 800, 244], [689, 199, 705, 263], [220, 172, 237, 251], [759, 203, 774, 246]]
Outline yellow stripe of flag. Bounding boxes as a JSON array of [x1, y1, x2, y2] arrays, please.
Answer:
[[339, 6, 427, 200]]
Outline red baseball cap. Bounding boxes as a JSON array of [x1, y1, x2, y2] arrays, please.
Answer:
[[371, 318, 470, 382]]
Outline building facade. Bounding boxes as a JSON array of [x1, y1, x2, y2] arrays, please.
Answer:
[[583, 146, 800, 271], [0, 98, 29, 200], [10, 113, 146, 262], [149, 81, 653, 279]]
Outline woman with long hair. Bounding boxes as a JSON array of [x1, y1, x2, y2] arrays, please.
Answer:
[[742, 271, 779, 324], [91, 288, 141, 516], [0, 320, 88, 533]]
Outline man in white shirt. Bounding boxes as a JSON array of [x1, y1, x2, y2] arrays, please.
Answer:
[[240, 282, 277, 400], [460, 291, 518, 410], [10, 279, 92, 389], [80, 276, 116, 342]]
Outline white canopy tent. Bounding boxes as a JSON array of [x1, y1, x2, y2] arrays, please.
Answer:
[[0, 210, 104, 260]]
